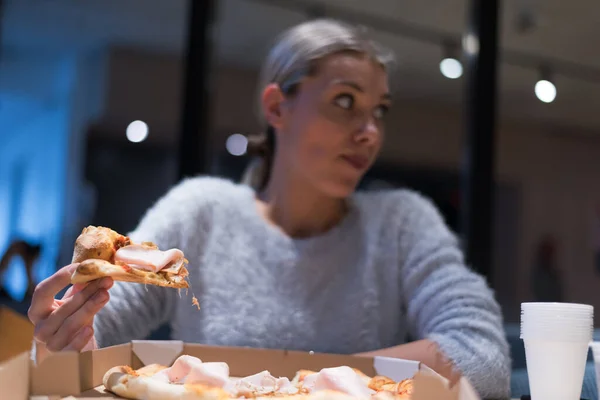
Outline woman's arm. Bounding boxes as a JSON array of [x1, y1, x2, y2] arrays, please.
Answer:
[[385, 192, 511, 399], [93, 178, 207, 347]]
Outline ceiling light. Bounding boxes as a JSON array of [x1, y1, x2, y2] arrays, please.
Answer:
[[126, 120, 149, 143], [535, 68, 557, 103], [440, 41, 463, 79], [226, 133, 248, 156], [440, 58, 463, 79]]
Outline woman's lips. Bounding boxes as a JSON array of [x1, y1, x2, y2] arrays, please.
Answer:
[[341, 154, 369, 170]]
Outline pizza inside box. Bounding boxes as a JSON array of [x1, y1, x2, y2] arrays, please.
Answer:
[[0, 340, 480, 400]]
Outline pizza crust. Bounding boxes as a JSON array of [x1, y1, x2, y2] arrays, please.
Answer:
[[72, 259, 190, 289], [72, 226, 129, 264], [104, 365, 198, 400]]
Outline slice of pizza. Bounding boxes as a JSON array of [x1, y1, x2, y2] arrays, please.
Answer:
[[294, 367, 413, 400], [103, 355, 295, 400], [70, 225, 189, 289], [102, 355, 415, 400]]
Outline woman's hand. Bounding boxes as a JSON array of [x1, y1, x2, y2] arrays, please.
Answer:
[[27, 264, 113, 362]]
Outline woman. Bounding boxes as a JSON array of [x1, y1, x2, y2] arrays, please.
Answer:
[[28, 19, 510, 398]]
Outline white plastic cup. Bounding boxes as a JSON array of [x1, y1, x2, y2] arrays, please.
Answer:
[[524, 339, 590, 400], [521, 302, 594, 400], [522, 331, 593, 343], [521, 322, 593, 339], [522, 302, 594, 310], [520, 302, 594, 343], [522, 321, 592, 329], [521, 325, 593, 342], [590, 342, 600, 400]]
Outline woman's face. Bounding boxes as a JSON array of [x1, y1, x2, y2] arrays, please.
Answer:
[[264, 53, 391, 198]]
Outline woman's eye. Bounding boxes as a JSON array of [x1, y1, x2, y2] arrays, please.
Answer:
[[373, 105, 389, 119], [333, 94, 354, 110]]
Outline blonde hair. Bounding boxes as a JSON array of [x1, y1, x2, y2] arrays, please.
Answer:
[[243, 18, 394, 189]]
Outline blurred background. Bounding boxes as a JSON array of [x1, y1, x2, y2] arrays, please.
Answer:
[[1, 0, 600, 330]]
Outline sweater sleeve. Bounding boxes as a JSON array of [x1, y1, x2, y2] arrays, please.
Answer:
[[397, 191, 511, 399], [93, 178, 203, 348]]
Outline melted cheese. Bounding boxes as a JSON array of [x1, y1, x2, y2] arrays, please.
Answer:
[[115, 245, 184, 273], [226, 371, 298, 396]]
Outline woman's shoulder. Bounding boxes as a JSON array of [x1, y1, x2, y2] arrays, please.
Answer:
[[143, 176, 251, 221], [165, 176, 248, 201], [354, 187, 449, 234], [130, 176, 251, 243], [354, 187, 457, 252], [356, 187, 441, 219]]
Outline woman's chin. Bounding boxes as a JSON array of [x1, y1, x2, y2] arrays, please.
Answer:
[[319, 178, 361, 199]]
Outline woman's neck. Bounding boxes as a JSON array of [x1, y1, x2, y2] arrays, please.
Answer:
[[258, 172, 348, 239]]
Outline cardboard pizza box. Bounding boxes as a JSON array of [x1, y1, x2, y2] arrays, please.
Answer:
[[0, 305, 35, 363], [0, 340, 480, 400]]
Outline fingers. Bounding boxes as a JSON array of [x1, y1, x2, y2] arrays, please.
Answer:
[[62, 282, 89, 300], [63, 277, 112, 300], [34, 278, 113, 345], [45, 289, 110, 352], [28, 264, 79, 323], [61, 326, 95, 352]]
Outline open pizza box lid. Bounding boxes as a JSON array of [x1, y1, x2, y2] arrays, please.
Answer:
[[0, 340, 480, 400]]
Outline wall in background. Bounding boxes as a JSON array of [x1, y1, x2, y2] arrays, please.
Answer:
[[96, 48, 600, 322], [3, 44, 600, 321], [0, 94, 69, 300], [0, 50, 107, 299]]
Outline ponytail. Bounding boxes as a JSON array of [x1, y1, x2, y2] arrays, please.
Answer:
[[244, 125, 275, 191]]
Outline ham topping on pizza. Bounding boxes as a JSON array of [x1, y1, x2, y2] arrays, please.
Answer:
[[148, 355, 298, 396], [114, 244, 185, 273], [140, 355, 407, 399], [302, 366, 375, 398], [151, 355, 230, 387], [228, 371, 298, 396]]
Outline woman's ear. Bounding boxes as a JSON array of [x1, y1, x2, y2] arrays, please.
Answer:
[[261, 83, 286, 130]]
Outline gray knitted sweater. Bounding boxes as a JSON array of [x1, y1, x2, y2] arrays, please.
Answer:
[[94, 177, 510, 398]]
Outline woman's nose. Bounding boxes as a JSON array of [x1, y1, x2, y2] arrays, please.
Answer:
[[354, 118, 380, 145]]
